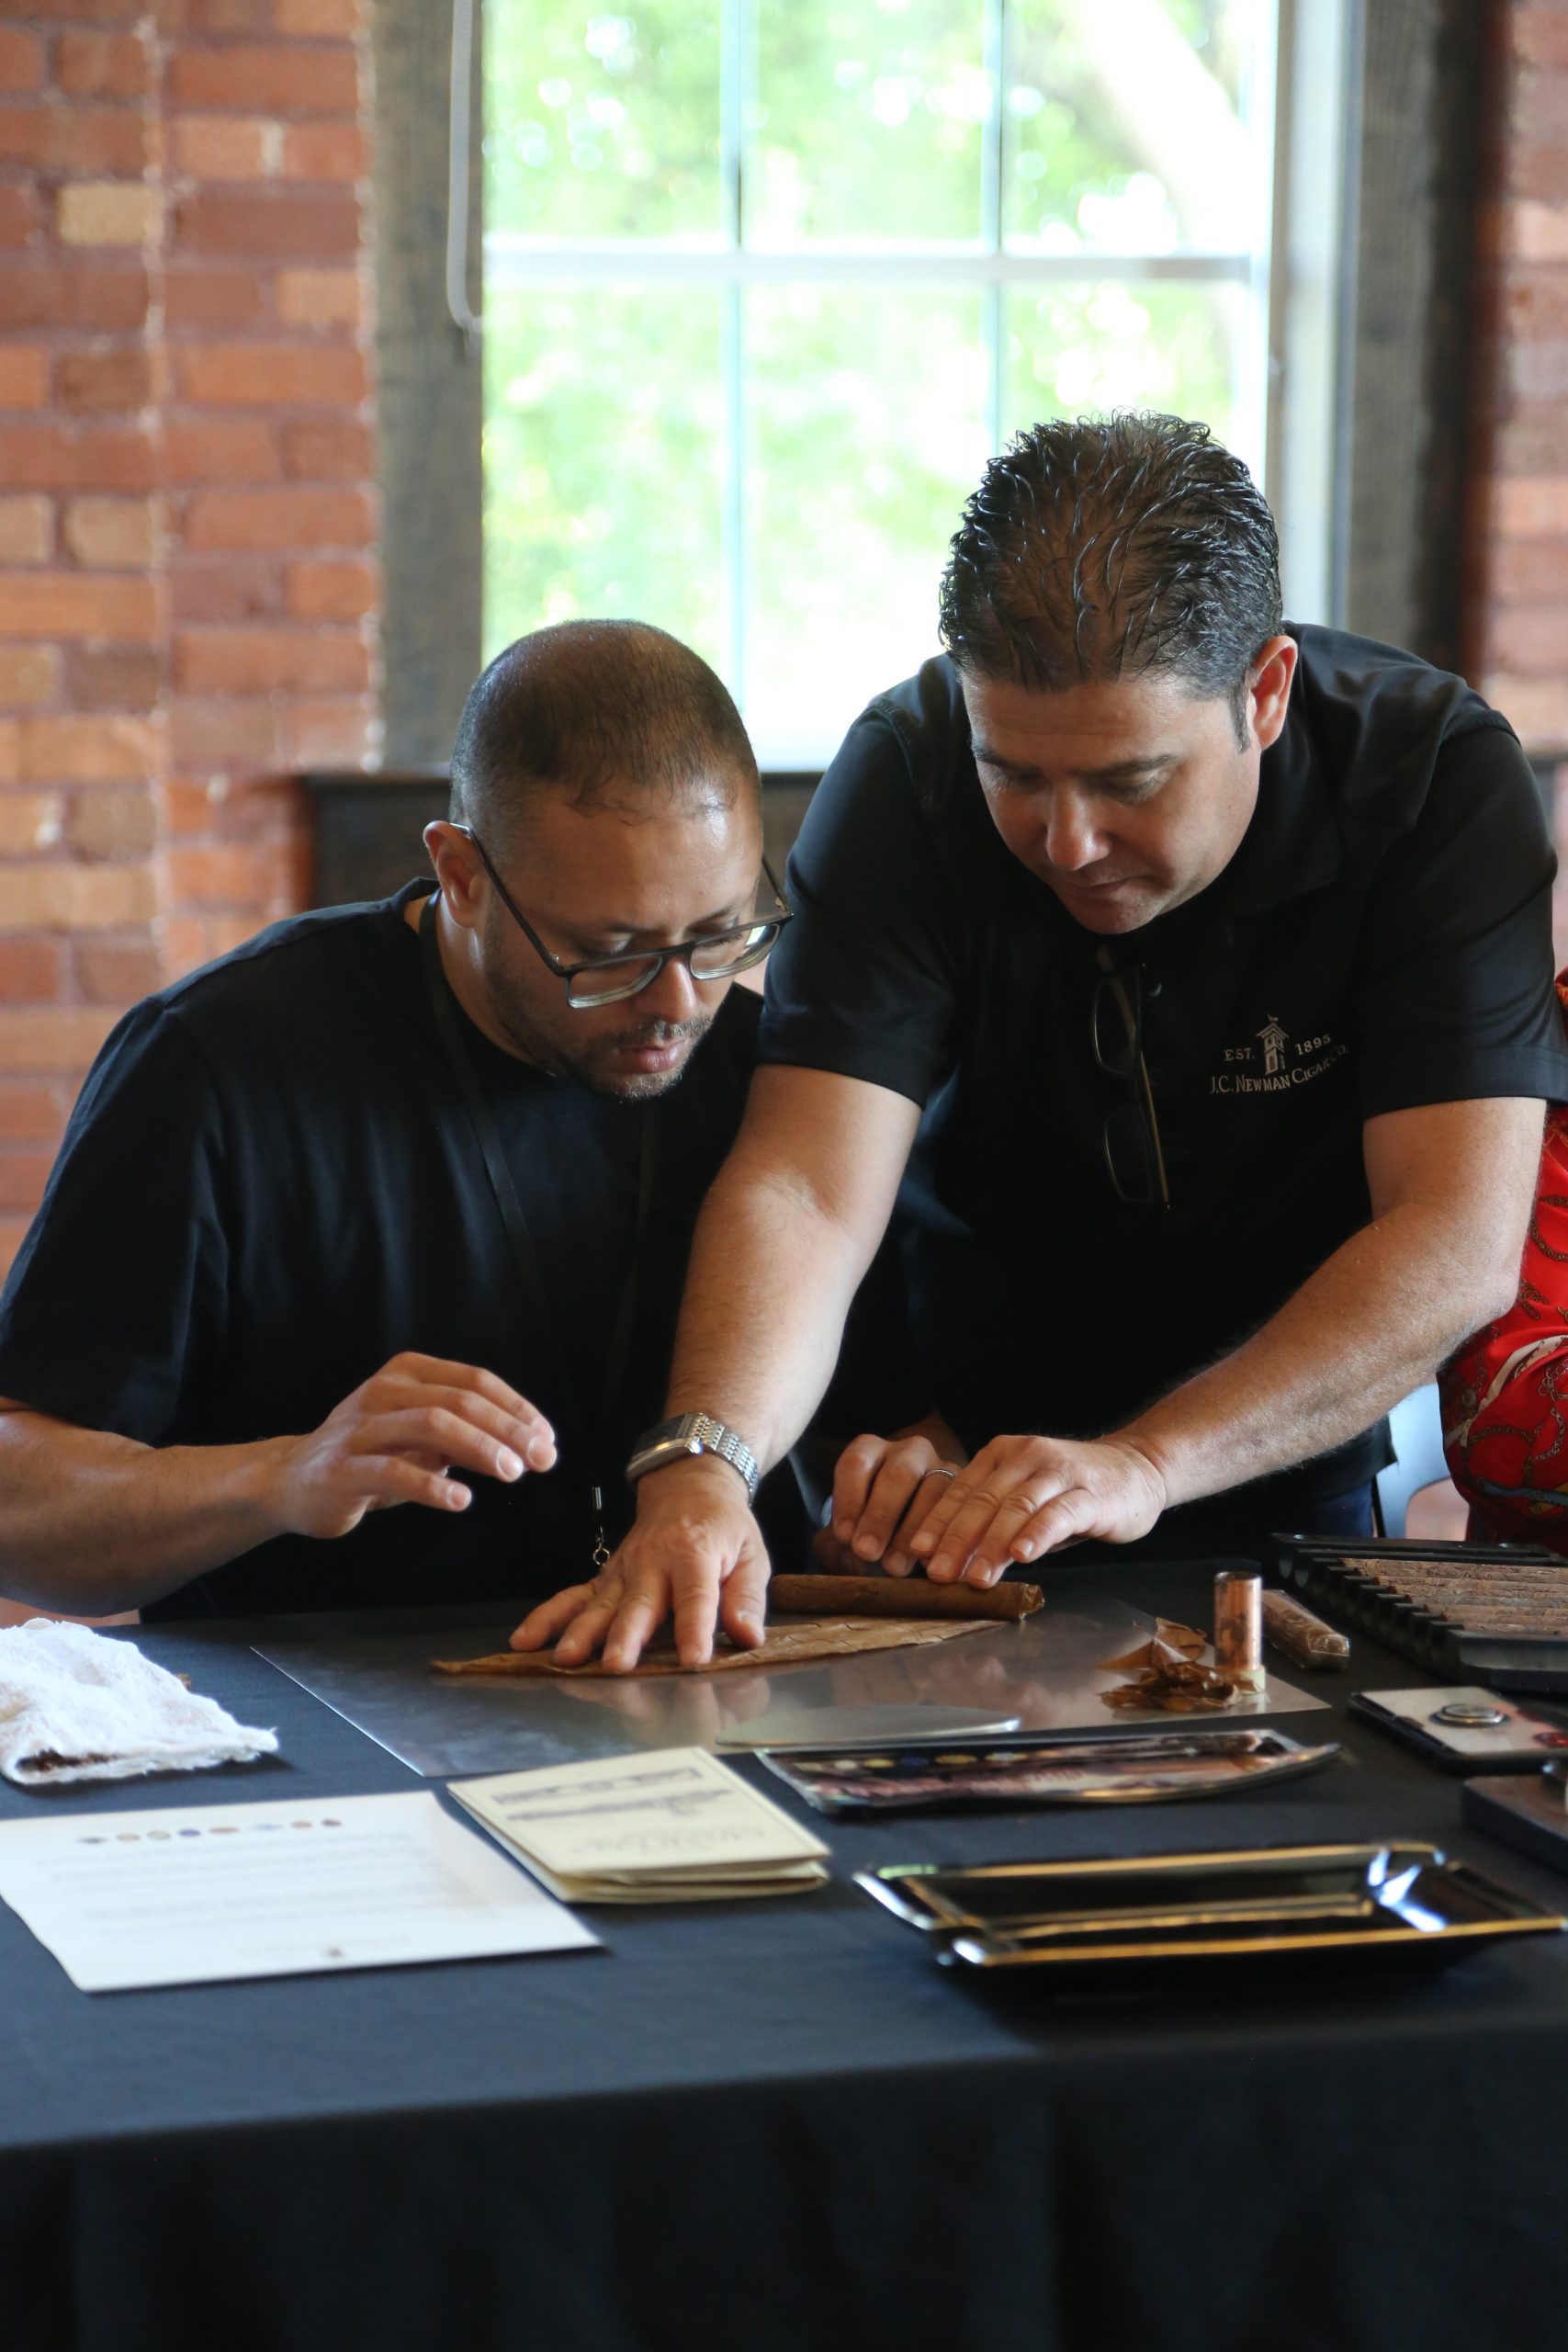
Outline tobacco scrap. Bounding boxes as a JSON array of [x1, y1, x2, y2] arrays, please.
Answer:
[[1099, 1617, 1239, 1713], [1099, 1618, 1207, 1670]]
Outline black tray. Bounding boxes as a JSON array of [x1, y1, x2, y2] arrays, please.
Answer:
[[857, 1840, 1563, 1987]]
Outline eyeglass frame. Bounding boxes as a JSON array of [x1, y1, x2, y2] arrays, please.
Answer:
[[1090, 955, 1172, 1211], [448, 821, 793, 1009]]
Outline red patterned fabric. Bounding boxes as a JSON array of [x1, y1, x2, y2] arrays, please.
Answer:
[[1441, 977, 1568, 1549]]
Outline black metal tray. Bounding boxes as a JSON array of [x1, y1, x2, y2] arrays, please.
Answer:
[[857, 1841, 1563, 1985]]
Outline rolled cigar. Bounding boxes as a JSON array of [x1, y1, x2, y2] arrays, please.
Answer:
[[768, 1573, 1043, 1623], [1260, 1589, 1349, 1668]]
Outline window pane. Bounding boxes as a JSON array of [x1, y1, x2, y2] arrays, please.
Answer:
[[1004, 281, 1253, 460], [484, 287, 724, 665], [746, 288, 988, 764], [486, 2, 723, 243], [1004, 0, 1264, 253], [750, 2, 987, 246]]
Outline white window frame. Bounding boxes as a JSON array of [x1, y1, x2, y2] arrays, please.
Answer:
[[481, 1, 1348, 760], [1266, 0, 1357, 628]]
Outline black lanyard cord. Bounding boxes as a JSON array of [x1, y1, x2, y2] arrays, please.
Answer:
[[417, 890, 656, 1562]]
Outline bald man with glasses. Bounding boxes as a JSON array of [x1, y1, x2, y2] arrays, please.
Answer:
[[0, 620, 863, 1625]]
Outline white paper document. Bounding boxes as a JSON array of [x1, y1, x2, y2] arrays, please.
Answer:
[[450, 1747, 830, 1905], [0, 1791, 599, 1992]]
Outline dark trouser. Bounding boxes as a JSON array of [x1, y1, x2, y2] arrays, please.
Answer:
[[1289, 1482, 1377, 1540], [1062, 1479, 1375, 1566]]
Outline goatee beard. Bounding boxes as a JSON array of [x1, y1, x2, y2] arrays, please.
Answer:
[[490, 999, 713, 1099]]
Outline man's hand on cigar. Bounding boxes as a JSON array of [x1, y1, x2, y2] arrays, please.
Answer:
[[810, 1424, 1168, 1591], [512, 1424, 1168, 1668], [906, 1433, 1168, 1585], [810, 1420, 968, 1577]]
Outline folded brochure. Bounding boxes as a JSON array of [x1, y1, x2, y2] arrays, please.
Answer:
[[448, 1747, 829, 1905]]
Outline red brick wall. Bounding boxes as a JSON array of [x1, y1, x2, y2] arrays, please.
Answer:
[[1468, 1, 1568, 956], [0, 0, 378, 1275]]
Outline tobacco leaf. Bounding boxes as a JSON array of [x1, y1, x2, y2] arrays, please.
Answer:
[[434, 1616, 991, 1679]]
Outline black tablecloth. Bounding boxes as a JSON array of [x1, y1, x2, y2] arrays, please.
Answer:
[[5, 1562, 1568, 2352]]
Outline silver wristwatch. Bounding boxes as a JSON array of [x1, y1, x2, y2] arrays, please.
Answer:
[[626, 1412, 761, 1504]]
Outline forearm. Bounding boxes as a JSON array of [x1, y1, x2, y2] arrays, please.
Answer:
[[0, 1410, 288, 1612], [664, 1159, 876, 1470], [1120, 1200, 1518, 1508]]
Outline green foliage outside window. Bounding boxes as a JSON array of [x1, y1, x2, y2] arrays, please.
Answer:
[[484, 2, 1267, 763]]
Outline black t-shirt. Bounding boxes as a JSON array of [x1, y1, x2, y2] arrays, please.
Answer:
[[0, 882, 773, 1619], [760, 625, 1568, 1516]]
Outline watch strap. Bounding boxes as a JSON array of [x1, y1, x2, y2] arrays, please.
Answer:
[[626, 1411, 761, 1504]]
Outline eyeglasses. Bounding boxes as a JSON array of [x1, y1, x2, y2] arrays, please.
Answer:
[[452, 824, 793, 1009], [1091, 955, 1171, 1210]]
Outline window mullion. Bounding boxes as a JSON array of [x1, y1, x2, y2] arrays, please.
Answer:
[[722, 285, 745, 712], [985, 0, 1007, 451], [721, 0, 748, 712], [484, 243, 1256, 284]]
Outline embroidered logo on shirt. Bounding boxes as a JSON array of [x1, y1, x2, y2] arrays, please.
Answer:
[[1210, 1025, 1348, 1096]]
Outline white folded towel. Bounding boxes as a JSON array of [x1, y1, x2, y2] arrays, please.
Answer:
[[0, 1618, 278, 1787]]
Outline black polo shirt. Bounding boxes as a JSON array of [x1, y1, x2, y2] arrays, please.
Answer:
[[760, 626, 1568, 1519], [0, 883, 796, 1619]]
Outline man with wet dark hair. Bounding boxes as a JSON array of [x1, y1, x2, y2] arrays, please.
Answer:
[[0, 620, 810, 1623], [938, 411, 1282, 734], [520, 412, 1568, 1671]]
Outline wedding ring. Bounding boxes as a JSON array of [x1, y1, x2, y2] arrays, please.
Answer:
[[919, 1465, 959, 1485]]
